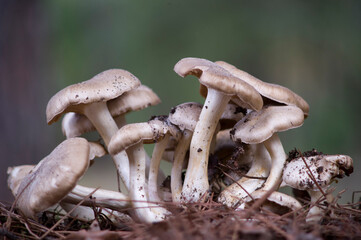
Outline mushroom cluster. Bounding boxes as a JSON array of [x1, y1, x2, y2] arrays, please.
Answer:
[[7, 57, 353, 224]]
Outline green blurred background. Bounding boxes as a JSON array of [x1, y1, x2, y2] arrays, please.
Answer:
[[1, 0, 360, 203]]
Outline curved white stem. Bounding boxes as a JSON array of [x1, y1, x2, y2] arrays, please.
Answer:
[[182, 88, 231, 202], [218, 144, 271, 207], [171, 130, 192, 202], [306, 189, 329, 222], [262, 134, 287, 191]]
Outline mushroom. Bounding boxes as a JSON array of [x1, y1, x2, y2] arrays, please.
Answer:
[[47, 69, 140, 191], [243, 190, 303, 215], [12, 138, 90, 219], [147, 116, 181, 204], [215, 61, 309, 117], [174, 57, 263, 202], [230, 105, 305, 193], [108, 119, 174, 223], [283, 152, 353, 222], [168, 102, 203, 202], [218, 143, 271, 207]]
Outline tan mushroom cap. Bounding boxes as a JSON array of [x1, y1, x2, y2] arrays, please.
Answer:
[[174, 57, 263, 111], [46, 69, 140, 124], [215, 61, 310, 116], [61, 85, 160, 138], [16, 138, 90, 218], [168, 102, 202, 131], [108, 85, 161, 117], [108, 117, 180, 156], [231, 105, 304, 144]]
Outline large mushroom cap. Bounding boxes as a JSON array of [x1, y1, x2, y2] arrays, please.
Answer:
[[231, 105, 304, 144], [15, 138, 90, 218], [61, 85, 160, 138], [174, 57, 263, 111], [215, 61, 310, 116], [283, 153, 353, 191], [168, 102, 203, 131], [46, 69, 140, 124]]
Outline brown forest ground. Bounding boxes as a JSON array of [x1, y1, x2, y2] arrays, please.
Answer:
[[1, 192, 361, 240]]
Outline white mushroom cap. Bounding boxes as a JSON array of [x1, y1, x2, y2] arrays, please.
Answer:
[[46, 69, 140, 124], [7, 165, 34, 196], [231, 105, 305, 144], [215, 60, 310, 116], [15, 138, 90, 218], [283, 153, 353, 191]]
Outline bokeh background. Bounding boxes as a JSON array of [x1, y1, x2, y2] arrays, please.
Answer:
[[1, 0, 360, 203]]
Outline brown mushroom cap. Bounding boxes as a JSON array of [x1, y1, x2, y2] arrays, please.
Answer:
[[16, 138, 90, 218], [168, 102, 203, 131], [231, 105, 304, 144], [215, 61, 309, 116], [174, 57, 263, 111], [46, 69, 140, 124]]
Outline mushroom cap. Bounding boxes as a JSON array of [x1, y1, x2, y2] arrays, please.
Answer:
[[46, 69, 141, 124], [7, 165, 34, 196], [88, 142, 107, 160], [61, 85, 159, 138], [174, 57, 263, 111], [283, 154, 353, 191], [108, 117, 180, 156], [215, 61, 310, 116], [231, 105, 304, 144], [15, 138, 90, 218], [108, 85, 161, 117], [168, 102, 203, 132]]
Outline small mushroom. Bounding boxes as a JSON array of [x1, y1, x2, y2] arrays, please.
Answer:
[[243, 190, 303, 215], [12, 138, 90, 219], [108, 119, 173, 223], [47, 69, 140, 192], [168, 102, 203, 202], [218, 143, 271, 207], [283, 153, 353, 222], [231, 105, 305, 193], [174, 57, 263, 202]]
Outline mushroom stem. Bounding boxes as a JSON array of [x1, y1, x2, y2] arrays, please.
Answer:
[[306, 190, 327, 222], [218, 144, 270, 207], [126, 142, 166, 223], [182, 88, 231, 202], [148, 134, 170, 202], [62, 185, 130, 211], [82, 102, 130, 190], [171, 129, 192, 202], [262, 134, 287, 191]]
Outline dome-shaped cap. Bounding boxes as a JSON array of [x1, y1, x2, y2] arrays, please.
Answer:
[[283, 153, 353, 191], [231, 105, 304, 144], [47, 69, 140, 124], [15, 138, 90, 218], [168, 102, 203, 132]]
